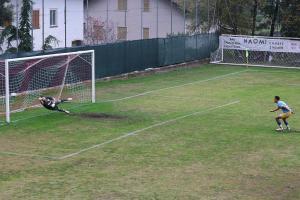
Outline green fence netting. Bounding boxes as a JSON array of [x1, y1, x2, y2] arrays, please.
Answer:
[[0, 33, 219, 79]]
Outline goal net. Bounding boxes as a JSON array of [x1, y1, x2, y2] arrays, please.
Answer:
[[0, 50, 95, 123], [211, 35, 300, 68]]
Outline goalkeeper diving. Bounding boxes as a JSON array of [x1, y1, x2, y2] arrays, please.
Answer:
[[39, 96, 72, 114]]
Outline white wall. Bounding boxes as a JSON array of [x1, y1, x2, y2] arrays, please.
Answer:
[[87, 0, 186, 41], [0, 0, 84, 52], [31, 0, 84, 50]]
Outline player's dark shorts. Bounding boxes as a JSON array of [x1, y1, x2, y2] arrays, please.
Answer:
[[43, 102, 60, 111]]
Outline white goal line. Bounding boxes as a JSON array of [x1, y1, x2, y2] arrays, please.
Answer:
[[213, 62, 300, 70], [0, 100, 240, 161]]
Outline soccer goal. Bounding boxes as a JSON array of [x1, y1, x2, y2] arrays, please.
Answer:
[[0, 50, 95, 123], [211, 35, 300, 69]]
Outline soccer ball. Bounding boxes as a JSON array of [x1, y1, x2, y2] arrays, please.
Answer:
[[11, 93, 17, 97]]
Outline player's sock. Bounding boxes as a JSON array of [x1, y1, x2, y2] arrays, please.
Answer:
[[276, 119, 282, 127], [275, 119, 283, 131], [283, 120, 291, 130]]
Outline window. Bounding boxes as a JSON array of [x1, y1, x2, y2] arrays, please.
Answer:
[[117, 27, 127, 40], [50, 9, 57, 27], [143, 28, 149, 39], [118, 0, 127, 11], [143, 0, 150, 12], [93, 24, 105, 41], [32, 10, 40, 29]]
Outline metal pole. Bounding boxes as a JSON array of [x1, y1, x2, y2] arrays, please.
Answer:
[[42, 0, 44, 48], [16, 0, 19, 52], [106, 0, 109, 29], [141, 0, 143, 39], [170, 0, 173, 35], [86, 0, 89, 20], [85, 0, 88, 41], [207, 0, 210, 31], [31, 4, 34, 50], [64, 0, 67, 48], [85, 0, 90, 22], [184, 0, 186, 34], [156, 0, 159, 38], [106, 0, 109, 41], [196, 0, 198, 33], [208, 0, 211, 43], [124, 2, 127, 27]]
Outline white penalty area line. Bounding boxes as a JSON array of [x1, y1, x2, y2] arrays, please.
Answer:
[[57, 100, 240, 160], [0, 151, 57, 160], [99, 70, 247, 103], [0, 100, 240, 161], [287, 84, 300, 87]]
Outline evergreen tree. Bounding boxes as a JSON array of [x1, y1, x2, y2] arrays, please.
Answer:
[[18, 0, 32, 51]]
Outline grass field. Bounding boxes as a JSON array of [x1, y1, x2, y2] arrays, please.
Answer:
[[1, 64, 300, 200]]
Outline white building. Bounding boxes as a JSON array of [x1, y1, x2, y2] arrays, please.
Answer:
[[30, 0, 84, 50], [85, 0, 187, 41], [1, 0, 188, 51]]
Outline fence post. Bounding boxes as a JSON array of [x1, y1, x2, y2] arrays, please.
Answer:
[[42, 0, 45, 48], [64, 0, 67, 48], [184, 35, 186, 62], [196, 34, 198, 59], [16, 0, 19, 52]]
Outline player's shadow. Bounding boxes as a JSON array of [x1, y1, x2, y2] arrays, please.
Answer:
[[278, 129, 300, 135], [72, 113, 127, 120], [289, 130, 300, 134]]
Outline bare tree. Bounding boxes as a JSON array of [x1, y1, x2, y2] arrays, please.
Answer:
[[269, 0, 280, 36], [84, 17, 116, 45]]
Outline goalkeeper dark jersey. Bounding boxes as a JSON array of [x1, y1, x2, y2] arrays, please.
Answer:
[[40, 97, 57, 110]]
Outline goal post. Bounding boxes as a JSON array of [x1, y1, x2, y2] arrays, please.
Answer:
[[1, 50, 96, 123], [211, 35, 300, 69]]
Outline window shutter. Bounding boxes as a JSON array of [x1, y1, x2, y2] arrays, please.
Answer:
[[118, 0, 127, 11], [144, 0, 150, 12], [143, 28, 150, 39], [117, 27, 127, 40], [32, 10, 40, 29]]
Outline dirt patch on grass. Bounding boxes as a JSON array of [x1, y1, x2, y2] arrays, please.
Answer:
[[74, 113, 126, 120]]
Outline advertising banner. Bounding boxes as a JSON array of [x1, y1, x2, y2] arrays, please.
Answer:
[[221, 35, 300, 53]]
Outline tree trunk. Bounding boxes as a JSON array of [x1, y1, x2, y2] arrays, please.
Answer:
[[270, 0, 280, 37], [251, 0, 258, 35]]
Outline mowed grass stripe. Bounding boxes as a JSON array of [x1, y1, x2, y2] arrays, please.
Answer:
[[1, 65, 300, 199], [4, 68, 246, 125], [58, 100, 240, 160], [0, 101, 239, 160]]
